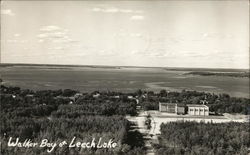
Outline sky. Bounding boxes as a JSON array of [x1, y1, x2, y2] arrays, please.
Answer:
[[1, 0, 249, 69]]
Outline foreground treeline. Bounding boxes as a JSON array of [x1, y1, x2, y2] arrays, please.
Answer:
[[1, 84, 250, 154], [154, 122, 249, 155], [139, 89, 250, 114], [0, 85, 145, 154]]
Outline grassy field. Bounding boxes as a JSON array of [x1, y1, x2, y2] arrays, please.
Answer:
[[0, 65, 249, 98]]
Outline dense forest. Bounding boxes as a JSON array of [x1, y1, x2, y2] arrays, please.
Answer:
[[0, 85, 145, 154], [154, 122, 249, 155], [1, 85, 249, 154]]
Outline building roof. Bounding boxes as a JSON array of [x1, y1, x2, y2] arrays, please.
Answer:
[[186, 104, 208, 108]]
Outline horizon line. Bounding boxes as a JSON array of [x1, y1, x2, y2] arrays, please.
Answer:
[[0, 62, 249, 70]]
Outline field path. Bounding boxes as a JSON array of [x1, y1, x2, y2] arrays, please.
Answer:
[[127, 111, 158, 155]]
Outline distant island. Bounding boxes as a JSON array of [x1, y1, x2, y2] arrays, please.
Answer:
[[0, 63, 121, 69], [185, 71, 250, 78]]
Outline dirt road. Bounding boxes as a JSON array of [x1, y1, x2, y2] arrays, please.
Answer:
[[126, 111, 157, 155]]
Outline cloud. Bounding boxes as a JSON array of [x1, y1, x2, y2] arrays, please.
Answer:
[[105, 8, 119, 13], [92, 7, 143, 14], [130, 33, 142, 37], [48, 47, 64, 50], [37, 34, 49, 38], [115, 32, 142, 38], [146, 50, 168, 57], [92, 7, 119, 13], [20, 40, 28, 43], [130, 50, 150, 56], [14, 34, 21, 37], [38, 39, 44, 43], [92, 7, 102, 12], [50, 32, 67, 38], [179, 51, 212, 58], [37, 26, 78, 44], [98, 49, 116, 56], [7, 39, 18, 43], [202, 33, 234, 39], [40, 26, 61, 32], [6, 39, 28, 43], [131, 50, 139, 55], [202, 33, 208, 38], [130, 49, 170, 58], [120, 9, 133, 13], [52, 38, 78, 43], [130, 15, 144, 20], [1, 9, 15, 16], [37, 32, 69, 40]]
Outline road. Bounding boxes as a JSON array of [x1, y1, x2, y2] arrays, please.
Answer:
[[126, 111, 158, 155]]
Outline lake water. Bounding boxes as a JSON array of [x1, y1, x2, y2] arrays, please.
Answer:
[[0, 66, 249, 98]]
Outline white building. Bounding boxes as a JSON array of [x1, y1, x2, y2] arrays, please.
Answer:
[[187, 104, 209, 116], [159, 102, 186, 115], [159, 102, 177, 113]]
